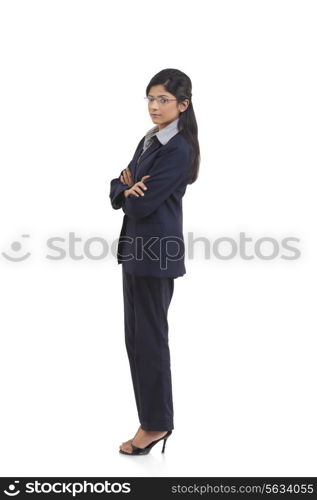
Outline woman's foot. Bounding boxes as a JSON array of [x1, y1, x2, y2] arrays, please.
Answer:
[[119, 425, 141, 452], [119, 427, 169, 454]]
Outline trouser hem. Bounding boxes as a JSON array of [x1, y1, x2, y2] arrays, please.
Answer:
[[140, 420, 174, 431]]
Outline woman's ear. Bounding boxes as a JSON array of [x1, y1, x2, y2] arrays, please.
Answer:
[[179, 99, 190, 112]]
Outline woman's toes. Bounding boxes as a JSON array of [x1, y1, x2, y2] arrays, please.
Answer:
[[122, 443, 133, 454], [119, 427, 142, 452], [120, 440, 132, 451], [121, 439, 132, 447], [120, 442, 132, 453]]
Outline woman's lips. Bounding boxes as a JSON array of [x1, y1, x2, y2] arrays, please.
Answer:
[[151, 114, 161, 117]]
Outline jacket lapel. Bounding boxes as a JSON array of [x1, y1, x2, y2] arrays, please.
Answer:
[[132, 136, 162, 181]]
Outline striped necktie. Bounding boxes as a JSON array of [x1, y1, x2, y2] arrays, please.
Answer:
[[137, 130, 158, 166], [142, 127, 158, 152]]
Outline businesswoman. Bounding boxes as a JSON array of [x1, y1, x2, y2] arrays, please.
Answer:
[[109, 68, 200, 455]]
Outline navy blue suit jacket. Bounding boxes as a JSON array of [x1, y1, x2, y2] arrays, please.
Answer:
[[109, 131, 191, 278]]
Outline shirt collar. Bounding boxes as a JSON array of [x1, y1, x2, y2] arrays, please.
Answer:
[[143, 117, 180, 150]]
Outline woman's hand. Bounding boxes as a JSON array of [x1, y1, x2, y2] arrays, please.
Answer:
[[120, 167, 134, 186], [124, 175, 151, 198]]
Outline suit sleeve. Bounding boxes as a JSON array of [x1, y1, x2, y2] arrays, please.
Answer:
[[109, 137, 145, 210], [121, 145, 189, 220], [109, 176, 130, 210]]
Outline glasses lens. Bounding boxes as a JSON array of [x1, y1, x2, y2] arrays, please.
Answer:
[[145, 97, 174, 104]]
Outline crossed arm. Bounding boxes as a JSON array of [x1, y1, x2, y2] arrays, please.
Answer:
[[109, 145, 189, 218], [109, 162, 134, 210]]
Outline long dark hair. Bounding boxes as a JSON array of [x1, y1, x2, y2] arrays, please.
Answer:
[[145, 68, 200, 184]]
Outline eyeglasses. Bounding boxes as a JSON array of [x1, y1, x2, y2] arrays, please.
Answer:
[[144, 96, 178, 105]]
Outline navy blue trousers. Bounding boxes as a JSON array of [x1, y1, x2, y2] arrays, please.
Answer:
[[122, 268, 175, 431]]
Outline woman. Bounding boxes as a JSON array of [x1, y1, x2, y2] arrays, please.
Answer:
[[109, 68, 200, 455]]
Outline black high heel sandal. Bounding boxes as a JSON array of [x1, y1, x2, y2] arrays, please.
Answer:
[[119, 430, 173, 455]]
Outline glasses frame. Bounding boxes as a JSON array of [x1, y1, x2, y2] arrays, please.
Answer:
[[144, 96, 178, 105]]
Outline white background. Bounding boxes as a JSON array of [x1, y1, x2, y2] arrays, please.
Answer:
[[0, 0, 316, 477]]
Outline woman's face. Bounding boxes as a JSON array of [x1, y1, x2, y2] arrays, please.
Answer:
[[147, 85, 189, 130]]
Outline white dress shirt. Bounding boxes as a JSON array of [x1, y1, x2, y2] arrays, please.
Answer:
[[142, 117, 180, 152]]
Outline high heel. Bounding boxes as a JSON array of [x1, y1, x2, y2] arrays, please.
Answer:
[[161, 433, 169, 453], [119, 430, 173, 456]]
